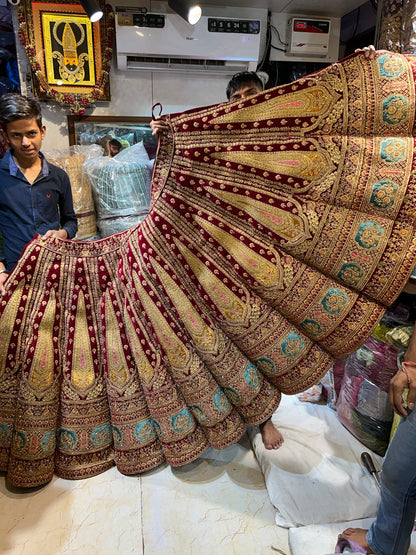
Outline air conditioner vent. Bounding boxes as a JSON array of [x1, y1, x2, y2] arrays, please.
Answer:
[[127, 56, 226, 67], [125, 56, 248, 74]]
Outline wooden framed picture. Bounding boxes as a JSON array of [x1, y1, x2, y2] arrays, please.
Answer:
[[18, 0, 112, 110]]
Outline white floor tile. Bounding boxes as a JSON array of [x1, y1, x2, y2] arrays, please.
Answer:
[[0, 435, 289, 555]]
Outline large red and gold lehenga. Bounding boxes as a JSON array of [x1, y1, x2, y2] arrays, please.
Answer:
[[1, 51, 416, 488]]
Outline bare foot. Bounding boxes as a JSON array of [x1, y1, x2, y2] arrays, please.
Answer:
[[259, 419, 283, 449], [338, 528, 373, 554]]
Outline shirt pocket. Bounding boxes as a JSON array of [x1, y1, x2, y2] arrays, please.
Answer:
[[34, 188, 59, 220]]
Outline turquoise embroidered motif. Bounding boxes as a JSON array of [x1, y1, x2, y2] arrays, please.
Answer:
[[41, 431, 56, 452], [214, 390, 230, 412], [244, 363, 260, 387], [301, 318, 323, 336], [171, 409, 193, 432], [135, 420, 155, 441], [281, 333, 304, 357], [338, 263, 364, 286], [254, 357, 276, 375], [378, 54, 404, 78], [371, 180, 398, 209], [355, 222, 383, 249], [91, 425, 112, 446], [321, 289, 348, 314], [59, 429, 77, 450], [383, 95, 408, 125], [380, 138, 406, 163], [0, 424, 8, 443]]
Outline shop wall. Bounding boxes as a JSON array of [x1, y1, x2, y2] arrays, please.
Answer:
[[41, 66, 228, 151], [10, 1, 376, 151], [12, 2, 229, 151]]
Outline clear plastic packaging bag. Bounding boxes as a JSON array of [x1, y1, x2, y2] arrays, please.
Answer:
[[83, 142, 151, 237], [44, 144, 103, 240], [320, 368, 337, 409], [337, 337, 398, 456], [97, 214, 147, 237]]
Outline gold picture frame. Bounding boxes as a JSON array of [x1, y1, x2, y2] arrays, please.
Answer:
[[41, 12, 96, 87], [19, 0, 111, 106]]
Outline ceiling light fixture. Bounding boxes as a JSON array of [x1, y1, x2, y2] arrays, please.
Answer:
[[80, 0, 103, 22], [168, 0, 202, 25]]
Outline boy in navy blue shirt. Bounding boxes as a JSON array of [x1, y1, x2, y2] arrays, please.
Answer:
[[0, 93, 77, 295]]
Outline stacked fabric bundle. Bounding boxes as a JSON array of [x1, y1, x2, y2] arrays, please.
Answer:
[[83, 142, 151, 236], [337, 294, 415, 455], [44, 145, 103, 240]]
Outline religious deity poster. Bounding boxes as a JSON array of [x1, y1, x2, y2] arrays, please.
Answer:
[[42, 11, 96, 87], [18, 0, 113, 112]]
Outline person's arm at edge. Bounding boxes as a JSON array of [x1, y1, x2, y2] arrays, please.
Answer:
[[389, 322, 416, 416], [150, 116, 170, 139], [0, 259, 9, 296]]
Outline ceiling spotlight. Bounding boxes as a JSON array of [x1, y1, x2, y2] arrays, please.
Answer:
[[168, 0, 202, 25], [80, 0, 103, 22]]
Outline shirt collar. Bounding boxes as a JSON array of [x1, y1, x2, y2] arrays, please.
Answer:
[[8, 150, 49, 178]]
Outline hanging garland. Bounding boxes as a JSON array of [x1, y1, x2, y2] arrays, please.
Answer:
[[18, 4, 115, 115]]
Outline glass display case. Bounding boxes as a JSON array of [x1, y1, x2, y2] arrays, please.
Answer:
[[63, 115, 157, 239], [67, 115, 158, 159]]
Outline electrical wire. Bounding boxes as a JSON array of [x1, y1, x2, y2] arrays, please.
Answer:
[[270, 23, 287, 53], [271, 24, 288, 47], [257, 13, 272, 71], [271, 44, 287, 52]]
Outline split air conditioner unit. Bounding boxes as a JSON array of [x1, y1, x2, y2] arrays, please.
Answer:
[[115, 6, 266, 74]]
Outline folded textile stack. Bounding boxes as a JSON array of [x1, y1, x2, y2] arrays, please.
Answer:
[[44, 145, 103, 240], [83, 142, 151, 237], [337, 294, 415, 455]]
